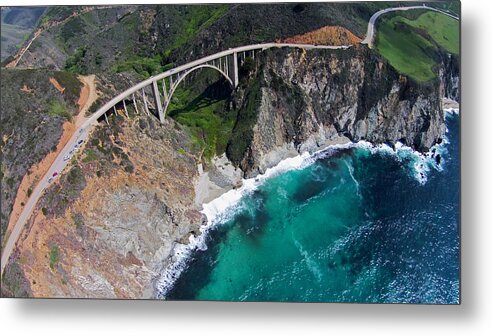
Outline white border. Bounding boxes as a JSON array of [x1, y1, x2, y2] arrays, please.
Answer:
[[2, 0, 491, 335]]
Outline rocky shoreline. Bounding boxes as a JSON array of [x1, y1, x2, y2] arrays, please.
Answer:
[[3, 44, 459, 299], [149, 46, 459, 298], [153, 96, 458, 298], [226, 46, 459, 178]]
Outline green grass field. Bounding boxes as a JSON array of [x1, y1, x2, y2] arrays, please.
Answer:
[[375, 11, 459, 82]]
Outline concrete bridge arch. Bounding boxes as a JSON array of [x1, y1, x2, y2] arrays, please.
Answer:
[[163, 63, 234, 117]]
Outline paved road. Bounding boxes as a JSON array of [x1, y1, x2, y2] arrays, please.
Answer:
[[1, 95, 92, 274], [1, 43, 345, 273], [0, 5, 460, 274], [361, 5, 460, 48]]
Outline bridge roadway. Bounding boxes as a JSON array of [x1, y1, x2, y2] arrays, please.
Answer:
[[361, 5, 460, 47], [1, 5, 459, 274]]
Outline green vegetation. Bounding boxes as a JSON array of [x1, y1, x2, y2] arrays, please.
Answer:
[[375, 11, 459, 82], [49, 245, 59, 271], [60, 16, 85, 42], [402, 12, 459, 55], [112, 55, 173, 79], [88, 98, 102, 115], [44, 6, 80, 22], [14, 33, 30, 49], [64, 47, 87, 74], [169, 87, 234, 161], [164, 5, 229, 57], [226, 76, 262, 163], [1, 6, 45, 61], [72, 212, 84, 232], [40, 164, 87, 219], [47, 99, 72, 121], [431, 0, 460, 17], [0, 261, 31, 297], [82, 149, 98, 162], [53, 71, 82, 102], [1, 68, 78, 241]]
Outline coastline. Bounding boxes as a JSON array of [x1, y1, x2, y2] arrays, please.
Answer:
[[151, 134, 351, 298], [152, 101, 460, 299]]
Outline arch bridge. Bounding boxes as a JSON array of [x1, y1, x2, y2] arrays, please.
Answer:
[[91, 43, 350, 125]]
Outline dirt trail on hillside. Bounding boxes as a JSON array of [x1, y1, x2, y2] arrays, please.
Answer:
[[5, 6, 115, 69], [4, 76, 97, 243], [49, 77, 65, 93], [76, 75, 97, 125]]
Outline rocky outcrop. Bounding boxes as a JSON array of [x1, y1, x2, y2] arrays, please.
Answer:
[[6, 115, 204, 298], [228, 45, 456, 177], [440, 53, 460, 102], [3, 42, 459, 299]]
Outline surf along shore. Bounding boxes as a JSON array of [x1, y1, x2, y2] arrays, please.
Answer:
[[152, 96, 459, 299]]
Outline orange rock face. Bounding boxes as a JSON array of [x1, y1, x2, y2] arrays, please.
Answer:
[[279, 26, 362, 46], [10, 116, 203, 298]]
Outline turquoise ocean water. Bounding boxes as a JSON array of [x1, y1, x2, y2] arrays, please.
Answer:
[[163, 112, 460, 303]]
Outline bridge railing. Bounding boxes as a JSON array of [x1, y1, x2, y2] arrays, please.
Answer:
[[87, 43, 353, 128]]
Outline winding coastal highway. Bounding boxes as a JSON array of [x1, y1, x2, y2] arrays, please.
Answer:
[[361, 5, 460, 47], [0, 5, 459, 274]]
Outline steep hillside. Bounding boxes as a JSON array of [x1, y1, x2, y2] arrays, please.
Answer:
[[3, 43, 458, 298], [0, 6, 46, 61], [14, 3, 406, 76], [2, 113, 203, 298], [226, 45, 458, 177], [0, 69, 82, 244]]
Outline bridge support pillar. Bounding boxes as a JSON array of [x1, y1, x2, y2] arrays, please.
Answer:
[[225, 55, 229, 77], [122, 99, 129, 118], [132, 93, 139, 114], [142, 89, 150, 116], [152, 80, 165, 123], [233, 52, 239, 88], [162, 79, 169, 106]]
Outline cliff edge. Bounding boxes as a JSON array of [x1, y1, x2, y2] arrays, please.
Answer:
[[227, 45, 459, 177]]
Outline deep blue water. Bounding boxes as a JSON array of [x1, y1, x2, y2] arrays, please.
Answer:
[[165, 113, 460, 303]]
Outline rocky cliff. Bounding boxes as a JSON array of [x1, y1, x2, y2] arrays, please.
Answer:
[[227, 45, 458, 177], [2, 43, 459, 299], [2, 114, 204, 298]]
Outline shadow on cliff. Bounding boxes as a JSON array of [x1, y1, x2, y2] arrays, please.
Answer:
[[10, 13, 480, 328]]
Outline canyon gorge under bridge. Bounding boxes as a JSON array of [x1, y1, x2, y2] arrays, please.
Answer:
[[92, 43, 350, 126]]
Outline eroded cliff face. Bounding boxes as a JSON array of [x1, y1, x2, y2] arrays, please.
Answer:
[[5, 115, 203, 298], [3, 43, 459, 299], [440, 53, 460, 102], [228, 46, 457, 177]]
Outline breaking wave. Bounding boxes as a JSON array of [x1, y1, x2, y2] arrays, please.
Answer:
[[156, 109, 459, 298]]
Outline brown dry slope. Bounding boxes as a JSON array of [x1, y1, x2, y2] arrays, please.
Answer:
[[4, 112, 203, 298], [279, 25, 362, 46], [4, 75, 97, 248]]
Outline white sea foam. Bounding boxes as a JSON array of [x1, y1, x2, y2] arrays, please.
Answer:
[[344, 159, 361, 197], [293, 237, 323, 283], [156, 115, 458, 298], [156, 151, 314, 298], [444, 107, 460, 117], [202, 152, 313, 227]]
